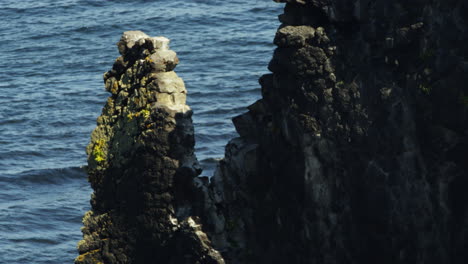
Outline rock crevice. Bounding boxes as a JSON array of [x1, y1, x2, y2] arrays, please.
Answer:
[[76, 31, 224, 264], [78, 0, 468, 263]]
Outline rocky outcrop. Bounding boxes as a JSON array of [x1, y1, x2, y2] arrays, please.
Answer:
[[76, 31, 223, 264], [78, 1, 468, 263], [204, 0, 468, 263]]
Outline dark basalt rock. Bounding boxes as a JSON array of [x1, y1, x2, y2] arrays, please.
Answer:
[[204, 0, 468, 263], [78, 1, 468, 263], [76, 31, 224, 264]]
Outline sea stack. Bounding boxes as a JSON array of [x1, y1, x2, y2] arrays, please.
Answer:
[[75, 31, 224, 264], [78, 0, 468, 263]]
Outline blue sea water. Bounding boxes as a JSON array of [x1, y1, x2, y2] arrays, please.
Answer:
[[0, 0, 282, 263]]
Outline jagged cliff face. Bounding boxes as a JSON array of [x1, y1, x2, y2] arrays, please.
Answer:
[[207, 0, 468, 263], [78, 1, 468, 263], [76, 31, 223, 264]]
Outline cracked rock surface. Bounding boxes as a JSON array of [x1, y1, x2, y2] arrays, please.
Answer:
[[205, 1, 468, 263], [78, 0, 468, 263], [75, 31, 224, 264]]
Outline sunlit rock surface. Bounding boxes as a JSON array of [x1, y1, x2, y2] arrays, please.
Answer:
[[76, 31, 224, 264], [78, 0, 468, 262]]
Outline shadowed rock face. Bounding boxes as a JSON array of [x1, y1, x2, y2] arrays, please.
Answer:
[[205, 0, 468, 263], [75, 31, 224, 264], [78, 1, 468, 263]]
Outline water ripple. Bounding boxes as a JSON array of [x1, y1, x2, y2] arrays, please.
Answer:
[[0, 0, 282, 263]]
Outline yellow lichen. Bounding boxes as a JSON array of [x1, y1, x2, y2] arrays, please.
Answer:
[[76, 254, 85, 262], [111, 81, 119, 94], [140, 109, 151, 119], [145, 56, 153, 63], [75, 249, 102, 263], [92, 139, 106, 163], [127, 109, 151, 121]]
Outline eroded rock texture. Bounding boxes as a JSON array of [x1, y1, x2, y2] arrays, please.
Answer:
[[205, 0, 468, 264], [78, 1, 468, 263], [76, 31, 224, 264]]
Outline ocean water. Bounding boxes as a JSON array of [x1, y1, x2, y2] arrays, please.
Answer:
[[0, 0, 282, 263]]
